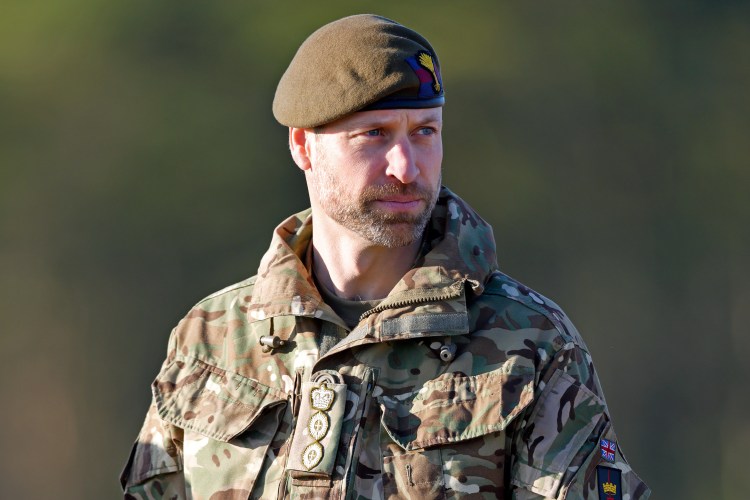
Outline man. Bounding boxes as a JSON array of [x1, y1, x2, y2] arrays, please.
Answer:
[[122, 14, 650, 499]]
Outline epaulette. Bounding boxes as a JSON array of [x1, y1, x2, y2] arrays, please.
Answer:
[[195, 275, 258, 307], [483, 271, 588, 350]]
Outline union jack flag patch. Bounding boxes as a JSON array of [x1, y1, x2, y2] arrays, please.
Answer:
[[600, 439, 617, 463]]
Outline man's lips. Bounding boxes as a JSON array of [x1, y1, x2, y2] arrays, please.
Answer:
[[362, 183, 432, 212], [373, 197, 424, 208]]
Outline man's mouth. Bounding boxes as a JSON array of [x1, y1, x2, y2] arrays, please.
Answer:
[[373, 197, 424, 209]]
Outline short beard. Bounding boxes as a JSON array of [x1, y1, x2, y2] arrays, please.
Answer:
[[327, 182, 438, 248], [310, 149, 439, 248]]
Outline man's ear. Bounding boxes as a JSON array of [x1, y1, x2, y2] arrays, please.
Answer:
[[289, 127, 313, 171]]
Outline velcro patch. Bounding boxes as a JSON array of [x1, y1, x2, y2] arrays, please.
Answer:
[[600, 438, 617, 462], [597, 466, 622, 500]]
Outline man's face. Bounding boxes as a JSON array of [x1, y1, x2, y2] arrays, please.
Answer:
[[304, 107, 443, 248]]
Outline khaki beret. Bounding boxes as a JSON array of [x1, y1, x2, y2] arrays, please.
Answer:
[[273, 14, 444, 128]]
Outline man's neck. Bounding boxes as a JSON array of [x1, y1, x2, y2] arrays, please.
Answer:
[[311, 222, 422, 301]]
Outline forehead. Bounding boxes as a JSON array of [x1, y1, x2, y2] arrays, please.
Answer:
[[317, 107, 443, 133]]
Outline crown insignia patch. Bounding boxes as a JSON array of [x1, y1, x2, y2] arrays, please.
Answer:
[[597, 466, 622, 500], [311, 384, 335, 411], [602, 481, 617, 495]]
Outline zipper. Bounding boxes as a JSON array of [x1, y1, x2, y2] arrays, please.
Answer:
[[357, 278, 466, 323], [313, 278, 468, 365]]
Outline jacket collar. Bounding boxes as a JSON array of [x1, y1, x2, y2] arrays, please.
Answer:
[[246, 187, 499, 333]]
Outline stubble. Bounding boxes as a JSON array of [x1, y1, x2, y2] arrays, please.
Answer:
[[309, 142, 439, 248]]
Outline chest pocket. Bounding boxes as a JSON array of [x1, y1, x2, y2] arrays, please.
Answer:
[[378, 360, 535, 499], [153, 355, 288, 498]]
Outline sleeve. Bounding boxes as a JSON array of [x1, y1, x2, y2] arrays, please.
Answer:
[[509, 343, 650, 500], [120, 400, 187, 499], [120, 329, 187, 499]]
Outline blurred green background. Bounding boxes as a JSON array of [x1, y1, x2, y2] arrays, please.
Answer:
[[1, 1, 748, 498]]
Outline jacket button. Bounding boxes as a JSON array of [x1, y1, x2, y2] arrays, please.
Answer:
[[260, 335, 286, 352], [439, 344, 457, 362]]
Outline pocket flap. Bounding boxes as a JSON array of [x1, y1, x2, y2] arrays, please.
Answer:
[[379, 362, 535, 451], [511, 370, 608, 497], [152, 356, 287, 442]]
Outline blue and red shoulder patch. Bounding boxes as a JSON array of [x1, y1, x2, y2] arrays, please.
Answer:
[[597, 466, 622, 500]]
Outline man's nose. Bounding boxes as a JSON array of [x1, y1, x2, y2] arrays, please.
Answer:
[[385, 138, 419, 184]]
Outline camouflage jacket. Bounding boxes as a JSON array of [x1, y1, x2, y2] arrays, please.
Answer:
[[122, 187, 650, 499]]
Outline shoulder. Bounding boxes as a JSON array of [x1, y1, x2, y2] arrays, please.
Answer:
[[479, 270, 590, 352], [476, 271, 607, 406], [165, 275, 259, 362], [194, 275, 258, 310]]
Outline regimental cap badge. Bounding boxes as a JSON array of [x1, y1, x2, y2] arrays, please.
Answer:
[[311, 383, 335, 411], [417, 52, 441, 93], [405, 50, 444, 98]]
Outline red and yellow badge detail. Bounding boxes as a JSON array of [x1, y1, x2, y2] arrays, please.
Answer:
[[417, 52, 441, 93], [405, 51, 444, 97]]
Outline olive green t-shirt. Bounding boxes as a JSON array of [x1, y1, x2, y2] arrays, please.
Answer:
[[306, 232, 432, 352], [314, 278, 382, 331]]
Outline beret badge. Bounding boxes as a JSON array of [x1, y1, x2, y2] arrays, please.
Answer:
[[418, 52, 441, 93], [406, 50, 443, 98]]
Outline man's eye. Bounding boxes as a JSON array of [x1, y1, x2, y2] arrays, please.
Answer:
[[365, 129, 382, 137], [417, 127, 435, 136]]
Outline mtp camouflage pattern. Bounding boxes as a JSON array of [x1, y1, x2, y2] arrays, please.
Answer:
[[122, 187, 650, 499]]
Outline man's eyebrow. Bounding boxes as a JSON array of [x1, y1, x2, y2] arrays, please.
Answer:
[[413, 111, 443, 126], [417, 115, 442, 126], [351, 114, 442, 129], [348, 117, 393, 129]]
